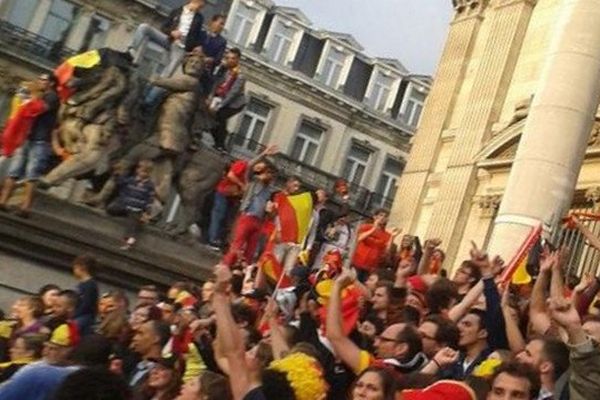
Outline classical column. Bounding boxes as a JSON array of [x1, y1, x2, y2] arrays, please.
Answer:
[[390, 0, 488, 231], [422, 0, 535, 262], [488, 0, 600, 259]]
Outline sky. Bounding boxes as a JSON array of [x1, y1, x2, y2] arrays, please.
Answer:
[[274, 0, 453, 75]]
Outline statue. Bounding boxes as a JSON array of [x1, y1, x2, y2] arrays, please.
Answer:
[[42, 51, 140, 186]]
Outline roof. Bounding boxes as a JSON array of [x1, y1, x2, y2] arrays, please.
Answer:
[[374, 57, 408, 75], [319, 30, 364, 51], [273, 6, 312, 26]]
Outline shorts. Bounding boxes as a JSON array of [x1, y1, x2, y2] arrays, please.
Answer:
[[7, 140, 52, 181]]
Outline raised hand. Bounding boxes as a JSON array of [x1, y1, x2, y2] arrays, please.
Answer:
[[574, 273, 594, 294], [547, 296, 581, 328], [433, 347, 459, 367], [213, 264, 232, 294], [336, 269, 356, 289]]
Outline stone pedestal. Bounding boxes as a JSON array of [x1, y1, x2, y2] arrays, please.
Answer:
[[488, 0, 600, 258]]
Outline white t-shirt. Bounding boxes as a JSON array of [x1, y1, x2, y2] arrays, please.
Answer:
[[177, 6, 195, 41]]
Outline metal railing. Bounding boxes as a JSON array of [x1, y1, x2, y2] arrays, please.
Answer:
[[226, 133, 395, 214], [0, 19, 77, 67], [556, 203, 600, 279]]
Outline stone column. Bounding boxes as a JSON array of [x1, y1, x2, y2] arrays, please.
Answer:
[[422, 0, 535, 262], [488, 0, 600, 258], [390, 0, 488, 232]]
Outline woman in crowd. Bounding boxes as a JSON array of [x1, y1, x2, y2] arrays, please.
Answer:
[[351, 367, 397, 400], [176, 370, 233, 400], [139, 356, 184, 400]]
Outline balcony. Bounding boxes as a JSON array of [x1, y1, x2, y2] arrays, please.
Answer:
[[227, 133, 395, 214], [0, 19, 77, 68]]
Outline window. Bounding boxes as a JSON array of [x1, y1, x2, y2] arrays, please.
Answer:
[[5, 0, 39, 29], [342, 144, 371, 185], [233, 98, 271, 152], [79, 14, 111, 51], [267, 21, 295, 64], [229, 3, 259, 46], [368, 71, 394, 112], [375, 158, 404, 205], [402, 87, 426, 127], [39, 0, 78, 42], [319, 47, 346, 88], [291, 121, 324, 165]]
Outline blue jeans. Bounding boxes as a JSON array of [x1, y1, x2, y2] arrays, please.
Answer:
[[8, 141, 52, 181], [208, 192, 230, 245]]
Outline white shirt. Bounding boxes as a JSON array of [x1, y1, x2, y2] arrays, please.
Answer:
[[177, 6, 195, 41]]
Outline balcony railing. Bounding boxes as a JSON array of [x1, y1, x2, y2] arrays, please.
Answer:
[[227, 133, 395, 214], [0, 19, 77, 67]]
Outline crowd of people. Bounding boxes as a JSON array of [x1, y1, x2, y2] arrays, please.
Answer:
[[1, 193, 600, 399], [1, 0, 600, 399]]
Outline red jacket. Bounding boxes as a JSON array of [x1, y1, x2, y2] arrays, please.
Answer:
[[352, 224, 391, 272]]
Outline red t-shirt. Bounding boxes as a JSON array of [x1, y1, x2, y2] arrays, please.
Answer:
[[216, 160, 248, 196], [352, 224, 391, 272]]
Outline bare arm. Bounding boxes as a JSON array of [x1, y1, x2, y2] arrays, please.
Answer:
[[529, 253, 553, 335], [265, 298, 290, 360], [501, 288, 526, 354], [325, 273, 362, 373], [212, 266, 252, 400]]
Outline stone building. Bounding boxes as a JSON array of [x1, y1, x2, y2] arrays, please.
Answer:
[[391, 0, 600, 275], [0, 0, 429, 308]]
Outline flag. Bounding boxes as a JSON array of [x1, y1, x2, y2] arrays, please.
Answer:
[[259, 252, 293, 288], [54, 49, 102, 101], [501, 224, 542, 285], [316, 280, 361, 335], [275, 192, 314, 244]]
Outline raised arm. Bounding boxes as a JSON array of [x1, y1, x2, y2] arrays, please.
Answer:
[[529, 251, 554, 335], [501, 287, 526, 354], [325, 271, 363, 373], [212, 265, 252, 400]]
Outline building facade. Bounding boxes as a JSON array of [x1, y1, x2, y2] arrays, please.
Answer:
[[391, 0, 600, 273], [0, 0, 430, 213]]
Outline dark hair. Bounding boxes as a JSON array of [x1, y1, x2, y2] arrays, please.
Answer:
[[262, 369, 295, 400], [199, 371, 233, 400], [59, 290, 80, 311], [69, 334, 113, 367], [20, 334, 45, 358], [53, 367, 130, 400], [491, 362, 541, 400], [423, 314, 459, 349], [22, 295, 45, 319], [232, 302, 257, 328], [540, 338, 570, 381], [402, 305, 421, 326], [211, 13, 226, 22], [352, 367, 396, 400], [372, 268, 396, 283], [426, 278, 459, 315], [38, 284, 60, 297], [149, 320, 172, 348], [139, 285, 158, 293], [397, 324, 423, 361], [73, 254, 98, 275], [465, 308, 487, 331], [583, 314, 600, 324], [373, 208, 390, 217], [229, 48, 242, 58], [461, 260, 482, 286], [231, 273, 244, 296]]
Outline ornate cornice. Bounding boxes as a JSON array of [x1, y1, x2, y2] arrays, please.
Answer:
[[452, 0, 489, 17]]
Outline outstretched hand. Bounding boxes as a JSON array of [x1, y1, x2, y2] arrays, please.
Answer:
[[213, 264, 232, 294]]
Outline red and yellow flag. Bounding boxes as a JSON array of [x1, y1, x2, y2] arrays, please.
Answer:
[[501, 224, 542, 285], [275, 192, 314, 244], [54, 49, 102, 101], [259, 252, 293, 289]]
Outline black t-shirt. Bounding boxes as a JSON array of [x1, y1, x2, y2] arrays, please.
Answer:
[[243, 387, 266, 400], [29, 90, 59, 142]]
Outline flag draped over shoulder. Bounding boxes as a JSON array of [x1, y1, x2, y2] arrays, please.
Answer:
[[501, 224, 542, 285], [276, 192, 314, 244]]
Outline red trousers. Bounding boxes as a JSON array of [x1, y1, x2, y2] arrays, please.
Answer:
[[222, 214, 262, 267]]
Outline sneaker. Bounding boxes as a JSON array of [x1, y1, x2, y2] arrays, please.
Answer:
[[207, 243, 222, 252], [120, 237, 136, 251]]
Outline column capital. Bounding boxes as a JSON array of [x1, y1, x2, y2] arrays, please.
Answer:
[[478, 194, 502, 218], [452, 0, 489, 17], [585, 187, 600, 209]]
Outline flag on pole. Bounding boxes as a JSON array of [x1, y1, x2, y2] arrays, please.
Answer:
[[54, 49, 103, 101], [275, 192, 314, 244], [501, 224, 543, 285], [259, 252, 293, 289]]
